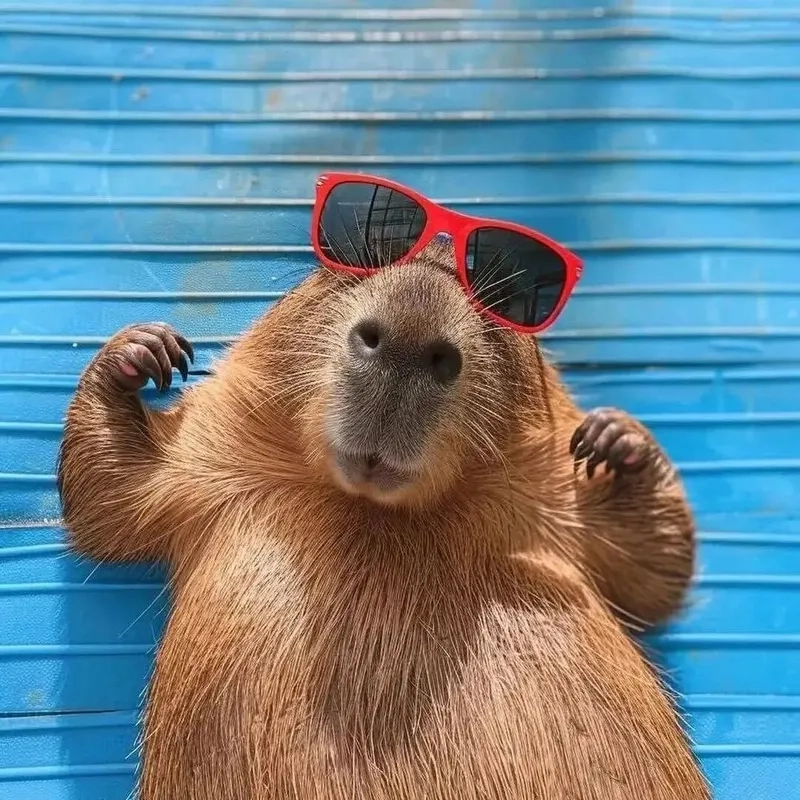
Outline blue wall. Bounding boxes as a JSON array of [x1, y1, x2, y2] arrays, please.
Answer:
[[1, 1, 799, 797]]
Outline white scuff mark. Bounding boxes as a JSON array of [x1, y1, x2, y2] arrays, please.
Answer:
[[142, 264, 167, 291]]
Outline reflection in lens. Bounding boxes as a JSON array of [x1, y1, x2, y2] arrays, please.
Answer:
[[465, 227, 567, 328], [318, 182, 427, 269]]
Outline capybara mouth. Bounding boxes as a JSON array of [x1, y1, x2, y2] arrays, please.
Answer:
[[329, 446, 416, 497]]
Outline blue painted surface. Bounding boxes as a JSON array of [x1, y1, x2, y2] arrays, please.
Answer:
[[0, 1, 798, 798]]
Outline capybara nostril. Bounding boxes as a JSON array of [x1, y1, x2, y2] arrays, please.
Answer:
[[421, 339, 463, 384], [348, 320, 383, 363]]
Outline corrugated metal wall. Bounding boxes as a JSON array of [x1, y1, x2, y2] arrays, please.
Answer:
[[1, 1, 798, 798]]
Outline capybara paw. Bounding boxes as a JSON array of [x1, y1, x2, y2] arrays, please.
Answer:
[[569, 407, 660, 479], [92, 323, 194, 392]]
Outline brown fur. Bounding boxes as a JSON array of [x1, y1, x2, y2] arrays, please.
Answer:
[[58, 244, 709, 799]]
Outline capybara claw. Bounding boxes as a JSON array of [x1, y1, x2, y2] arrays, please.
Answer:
[[91, 322, 195, 393], [570, 407, 656, 479]]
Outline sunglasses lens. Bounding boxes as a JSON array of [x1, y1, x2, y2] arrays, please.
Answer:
[[465, 227, 567, 329], [318, 181, 427, 270]]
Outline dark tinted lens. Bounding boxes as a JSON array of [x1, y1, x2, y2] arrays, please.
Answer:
[[318, 182, 427, 269], [465, 227, 567, 328]]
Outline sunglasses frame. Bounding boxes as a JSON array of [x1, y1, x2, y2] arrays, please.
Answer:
[[311, 172, 583, 334]]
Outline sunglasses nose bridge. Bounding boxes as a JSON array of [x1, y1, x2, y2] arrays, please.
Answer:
[[431, 208, 472, 242]]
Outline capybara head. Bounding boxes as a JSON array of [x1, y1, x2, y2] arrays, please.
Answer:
[[238, 239, 549, 508]]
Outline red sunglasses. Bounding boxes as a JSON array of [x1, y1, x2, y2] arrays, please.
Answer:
[[311, 172, 583, 334]]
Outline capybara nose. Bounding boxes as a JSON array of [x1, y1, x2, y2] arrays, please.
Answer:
[[347, 320, 463, 385], [419, 339, 462, 384], [348, 319, 384, 362]]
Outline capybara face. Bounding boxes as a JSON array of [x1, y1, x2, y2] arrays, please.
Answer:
[[264, 240, 541, 507]]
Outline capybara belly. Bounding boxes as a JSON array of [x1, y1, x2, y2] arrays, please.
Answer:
[[138, 582, 707, 800]]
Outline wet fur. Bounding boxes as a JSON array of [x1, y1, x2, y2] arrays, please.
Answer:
[[58, 244, 709, 799]]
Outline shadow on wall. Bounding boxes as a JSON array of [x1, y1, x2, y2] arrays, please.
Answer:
[[57, 385, 175, 799]]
